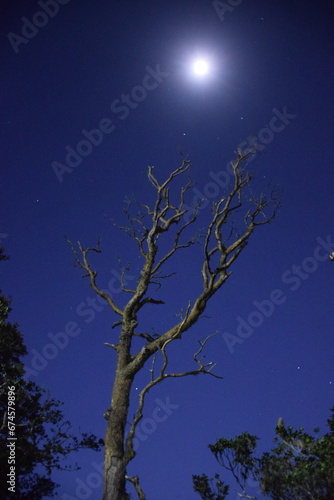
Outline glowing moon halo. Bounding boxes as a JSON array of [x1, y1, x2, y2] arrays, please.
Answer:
[[193, 59, 209, 76]]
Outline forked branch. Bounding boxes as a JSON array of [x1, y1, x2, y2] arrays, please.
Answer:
[[201, 149, 280, 290], [66, 238, 123, 317], [125, 331, 222, 461], [125, 475, 145, 500]]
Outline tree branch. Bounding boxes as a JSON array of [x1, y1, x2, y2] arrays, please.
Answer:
[[124, 331, 222, 461], [125, 475, 145, 500], [66, 239, 124, 317]]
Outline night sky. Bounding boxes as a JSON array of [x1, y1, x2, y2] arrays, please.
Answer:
[[1, 1, 334, 499]]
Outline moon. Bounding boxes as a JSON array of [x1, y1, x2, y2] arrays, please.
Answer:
[[192, 59, 209, 76]]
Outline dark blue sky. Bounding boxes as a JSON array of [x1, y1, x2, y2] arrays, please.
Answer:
[[1, 1, 334, 498]]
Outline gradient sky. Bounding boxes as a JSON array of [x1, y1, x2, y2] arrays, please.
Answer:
[[1, 1, 334, 499]]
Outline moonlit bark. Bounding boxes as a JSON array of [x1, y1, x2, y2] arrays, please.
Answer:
[[69, 150, 280, 499]]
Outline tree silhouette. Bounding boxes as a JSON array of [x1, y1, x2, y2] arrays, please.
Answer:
[[0, 248, 103, 499], [193, 409, 334, 499]]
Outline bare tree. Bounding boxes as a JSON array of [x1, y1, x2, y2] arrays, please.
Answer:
[[68, 149, 280, 500]]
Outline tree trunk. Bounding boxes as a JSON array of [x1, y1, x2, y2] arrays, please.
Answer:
[[103, 372, 133, 500], [103, 455, 129, 500]]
